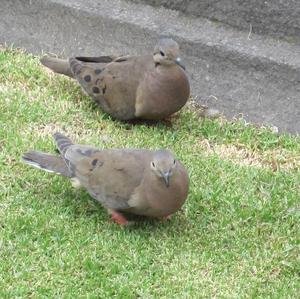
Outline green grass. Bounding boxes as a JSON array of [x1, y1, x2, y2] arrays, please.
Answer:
[[0, 47, 299, 298]]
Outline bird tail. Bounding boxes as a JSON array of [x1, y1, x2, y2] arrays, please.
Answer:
[[53, 132, 74, 156], [69, 58, 84, 77], [75, 56, 115, 63], [22, 151, 71, 177], [40, 56, 74, 78], [69, 55, 116, 77]]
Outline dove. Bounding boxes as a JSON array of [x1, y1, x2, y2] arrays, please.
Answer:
[[22, 133, 189, 225], [40, 38, 190, 120]]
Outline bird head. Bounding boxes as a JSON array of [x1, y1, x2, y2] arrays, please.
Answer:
[[150, 150, 178, 187], [153, 38, 185, 70]]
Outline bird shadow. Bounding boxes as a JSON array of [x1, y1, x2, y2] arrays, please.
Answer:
[[120, 118, 173, 129], [81, 96, 177, 130], [50, 185, 187, 232]]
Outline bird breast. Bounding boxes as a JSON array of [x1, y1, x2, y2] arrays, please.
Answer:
[[135, 66, 190, 119]]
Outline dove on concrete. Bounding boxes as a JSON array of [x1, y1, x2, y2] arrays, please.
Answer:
[[40, 38, 190, 121], [22, 133, 189, 225]]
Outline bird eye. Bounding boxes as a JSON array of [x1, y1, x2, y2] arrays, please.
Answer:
[[160, 51, 165, 57], [151, 161, 156, 168]]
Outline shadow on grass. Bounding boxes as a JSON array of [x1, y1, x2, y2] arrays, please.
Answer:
[[44, 180, 190, 233]]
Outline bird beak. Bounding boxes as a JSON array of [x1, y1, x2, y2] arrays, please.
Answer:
[[162, 172, 170, 187], [175, 57, 186, 70]]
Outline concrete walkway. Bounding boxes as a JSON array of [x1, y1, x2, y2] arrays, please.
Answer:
[[0, 0, 299, 133]]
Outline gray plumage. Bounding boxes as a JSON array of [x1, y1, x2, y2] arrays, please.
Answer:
[[40, 39, 190, 121], [22, 133, 189, 223]]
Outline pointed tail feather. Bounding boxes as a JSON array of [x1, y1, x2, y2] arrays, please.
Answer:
[[69, 57, 84, 77], [69, 56, 111, 77], [22, 151, 71, 177], [53, 132, 73, 156], [40, 56, 74, 78], [75, 55, 115, 63]]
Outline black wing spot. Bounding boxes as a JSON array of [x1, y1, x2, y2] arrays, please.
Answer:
[[84, 75, 91, 82], [92, 87, 100, 94], [95, 69, 102, 75], [90, 159, 103, 171]]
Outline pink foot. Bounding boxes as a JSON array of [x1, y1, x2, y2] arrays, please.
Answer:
[[111, 211, 130, 226], [163, 215, 172, 220]]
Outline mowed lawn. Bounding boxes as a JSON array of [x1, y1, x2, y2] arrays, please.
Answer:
[[0, 47, 299, 298]]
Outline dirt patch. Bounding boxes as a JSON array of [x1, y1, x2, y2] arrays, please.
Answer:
[[199, 139, 300, 171]]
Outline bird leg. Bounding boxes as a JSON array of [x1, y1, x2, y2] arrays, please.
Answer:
[[110, 211, 130, 226], [161, 215, 172, 221]]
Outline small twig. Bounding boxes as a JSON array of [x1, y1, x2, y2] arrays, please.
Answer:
[[248, 23, 252, 40]]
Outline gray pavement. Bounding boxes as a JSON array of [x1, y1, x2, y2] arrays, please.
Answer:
[[131, 0, 300, 44]]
